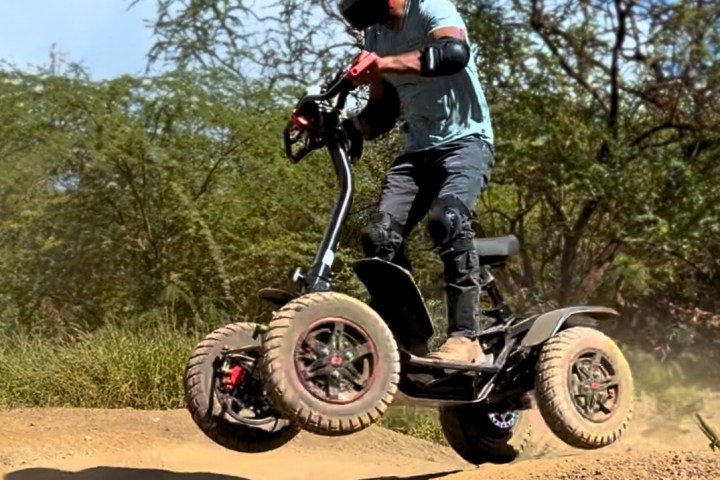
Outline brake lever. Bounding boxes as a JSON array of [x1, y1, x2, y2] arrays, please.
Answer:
[[283, 120, 325, 163]]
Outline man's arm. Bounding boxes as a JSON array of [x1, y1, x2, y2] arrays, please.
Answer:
[[358, 0, 472, 81], [348, 0, 469, 139], [353, 78, 386, 139], [377, 26, 468, 76], [350, 27, 469, 139], [352, 76, 400, 140], [348, 24, 398, 140]]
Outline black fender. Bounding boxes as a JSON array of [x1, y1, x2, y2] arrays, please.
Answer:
[[353, 258, 434, 355], [519, 306, 619, 348], [258, 287, 298, 306]]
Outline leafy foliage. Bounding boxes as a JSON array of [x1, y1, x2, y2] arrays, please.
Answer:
[[0, 61, 415, 334], [1, 0, 719, 354], [134, 0, 362, 98]]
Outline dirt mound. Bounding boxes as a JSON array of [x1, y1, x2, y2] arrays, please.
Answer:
[[2, 394, 719, 480]]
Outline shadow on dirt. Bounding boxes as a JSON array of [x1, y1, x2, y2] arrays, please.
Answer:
[[4, 469, 466, 480], [357, 471, 462, 480], [4, 468, 250, 480]]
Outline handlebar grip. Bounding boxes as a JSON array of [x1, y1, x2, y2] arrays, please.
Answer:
[[345, 51, 379, 79]]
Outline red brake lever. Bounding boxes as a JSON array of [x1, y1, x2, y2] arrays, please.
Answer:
[[344, 51, 379, 80]]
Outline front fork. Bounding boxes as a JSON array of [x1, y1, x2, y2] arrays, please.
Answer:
[[293, 140, 353, 293]]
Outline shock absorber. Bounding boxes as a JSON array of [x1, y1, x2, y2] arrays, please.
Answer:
[[478, 265, 512, 323]]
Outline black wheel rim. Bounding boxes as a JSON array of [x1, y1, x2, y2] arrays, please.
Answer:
[[488, 410, 519, 430], [294, 316, 378, 405], [567, 348, 620, 423], [214, 347, 286, 427]]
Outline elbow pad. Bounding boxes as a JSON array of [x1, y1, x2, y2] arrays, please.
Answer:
[[420, 37, 470, 77], [357, 80, 400, 139]]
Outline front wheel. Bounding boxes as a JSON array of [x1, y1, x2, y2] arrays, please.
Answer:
[[439, 404, 532, 465], [184, 322, 300, 453], [260, 292, 401, 436], [534, 326, 634, 449]]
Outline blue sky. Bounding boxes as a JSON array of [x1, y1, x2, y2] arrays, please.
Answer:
[[0, 0, 157, 79]]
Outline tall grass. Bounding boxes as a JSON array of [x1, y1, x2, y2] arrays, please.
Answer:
[[0, 325, 197, 409], [0, 324, 447, 442]]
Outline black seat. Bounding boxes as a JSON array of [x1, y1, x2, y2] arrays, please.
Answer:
[[472, 235, 519, 265]]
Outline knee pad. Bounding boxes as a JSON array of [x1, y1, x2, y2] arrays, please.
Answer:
[[361, 211, 404, 260], [427, 196, 474, 254]]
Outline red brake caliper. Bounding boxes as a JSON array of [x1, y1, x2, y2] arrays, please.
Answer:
[[220, 364, 247, 391]]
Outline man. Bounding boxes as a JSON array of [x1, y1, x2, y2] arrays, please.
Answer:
[[338, 0, 496, 365]]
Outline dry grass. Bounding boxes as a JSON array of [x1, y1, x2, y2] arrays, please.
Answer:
[[0, 325, 197, 409], [0, 325, 448, 443]]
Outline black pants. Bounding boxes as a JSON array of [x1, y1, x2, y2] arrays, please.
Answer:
[[361, 134, 494, 338]]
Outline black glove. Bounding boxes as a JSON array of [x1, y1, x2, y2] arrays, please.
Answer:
[[339, 116, 364, 163]]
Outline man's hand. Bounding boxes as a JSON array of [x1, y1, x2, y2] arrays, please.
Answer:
[[351, 63, 380, 86], [350, 53, 384, 86]]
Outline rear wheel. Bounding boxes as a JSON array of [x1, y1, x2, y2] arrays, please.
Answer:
[[261, 292, 401, 436], [439, 403, 532, 465], [534, 326, 634, 449], [184, 322, 300, 453]]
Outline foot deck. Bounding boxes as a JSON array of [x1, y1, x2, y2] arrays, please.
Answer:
[[406, 353, 499, 373]]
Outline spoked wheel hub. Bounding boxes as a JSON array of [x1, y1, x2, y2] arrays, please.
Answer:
[[439, 403, 532, 465], [535, 326, 634, 450], [214, 347, 282, 426], [568, 348, 620, 423], [294, 316, 378, 405], [261, 292, 400, 436], [488, 410, 519, 430]]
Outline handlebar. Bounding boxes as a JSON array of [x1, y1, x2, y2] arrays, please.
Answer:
[[283, 51, 378, 163], [346, 51, 378, 79]]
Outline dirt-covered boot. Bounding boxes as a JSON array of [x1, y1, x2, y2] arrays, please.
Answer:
[[426, 335, 485, 364]]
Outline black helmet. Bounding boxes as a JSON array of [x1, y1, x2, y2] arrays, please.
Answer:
[[338, 0, 392, 31]]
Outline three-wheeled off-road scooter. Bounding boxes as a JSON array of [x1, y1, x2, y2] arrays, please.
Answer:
[[183, 52, 635, 465]]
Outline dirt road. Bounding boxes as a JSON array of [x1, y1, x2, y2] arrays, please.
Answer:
[[1, 393, 718, 480]]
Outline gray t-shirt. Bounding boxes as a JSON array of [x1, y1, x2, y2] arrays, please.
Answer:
[[364, 0, 494, 152]]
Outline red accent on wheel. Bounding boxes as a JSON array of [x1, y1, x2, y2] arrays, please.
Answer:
[[223, 365, 246, 390]]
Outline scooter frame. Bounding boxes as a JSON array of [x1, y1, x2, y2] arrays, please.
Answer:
[[266, 59, 620, 411]]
